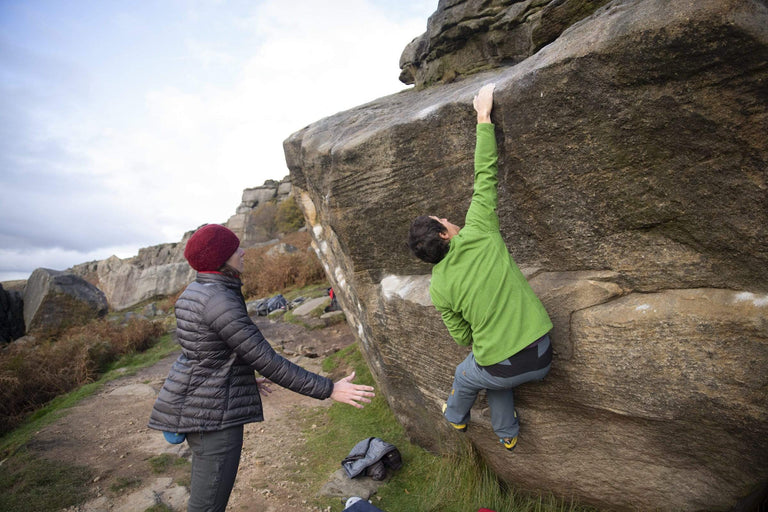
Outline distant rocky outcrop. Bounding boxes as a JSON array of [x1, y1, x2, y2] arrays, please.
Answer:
[[23, 268, 108, 333], [67, 177, 294, 311], [0, 177, 295, 336], [0, 177, 295, 327], [225, 178, 293, 247], [285, 0, 768, 510], [70, 237, 194, 312]]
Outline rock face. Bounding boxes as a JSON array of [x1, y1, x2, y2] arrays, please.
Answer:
[[400, 0, 613, 88], [226, 177, 293, 247], [94, 255, 195, 313], [70, 237, 195, 312], [23, 268, 108, 333], [0, 283, 25, 343], [284, 0, 768, 510]]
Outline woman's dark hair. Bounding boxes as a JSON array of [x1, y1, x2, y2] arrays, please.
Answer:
[[408, 216, 450, 264], [218, 263, 242, 278]]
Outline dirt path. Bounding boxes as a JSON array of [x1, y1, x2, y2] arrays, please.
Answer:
[[27, 316, 356, 512]]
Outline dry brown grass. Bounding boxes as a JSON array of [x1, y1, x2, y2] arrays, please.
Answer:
[[241, 231, 326, 299], [0, 318, 165, 435], [157, 289, 183, 313]]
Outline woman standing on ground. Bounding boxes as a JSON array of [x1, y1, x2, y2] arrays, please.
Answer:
[[149, 223, 375, 512]]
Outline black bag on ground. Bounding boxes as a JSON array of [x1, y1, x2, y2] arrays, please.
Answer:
[[252, 294, 288, 316], [266, 294, 287, 313]]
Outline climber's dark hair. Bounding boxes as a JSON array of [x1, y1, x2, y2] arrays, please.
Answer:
[[407, 216, 450, 264]]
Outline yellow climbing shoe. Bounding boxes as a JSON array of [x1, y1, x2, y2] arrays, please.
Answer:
[[442, 403, 467, 432], [500, 436, 518, 451]]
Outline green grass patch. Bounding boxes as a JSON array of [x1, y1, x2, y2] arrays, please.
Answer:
[[144, 504, 174, 512], [321, 310, 346, 325], [281, 283, 330, 302], [101, 331, 179, 375], [0, 448, 93, 512], [148, 453, 190, 474], [300, 344, 595, 512], [282, 312, 327, 330], [110, 476, 143, 494]]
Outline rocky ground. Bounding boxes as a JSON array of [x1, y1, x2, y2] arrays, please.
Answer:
[[27, 302, 359, 512]]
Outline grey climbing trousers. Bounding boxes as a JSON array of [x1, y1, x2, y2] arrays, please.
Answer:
[[443, 334, 552, 439]]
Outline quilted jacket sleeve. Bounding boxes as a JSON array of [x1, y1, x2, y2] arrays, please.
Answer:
[[204, 289, 334, 400]]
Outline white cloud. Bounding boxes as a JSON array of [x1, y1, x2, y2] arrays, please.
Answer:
[[0, 0, 434, 281], [0, 245, 139, 281]]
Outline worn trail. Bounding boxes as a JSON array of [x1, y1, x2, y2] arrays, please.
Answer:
[[27, 316, 354, 512]]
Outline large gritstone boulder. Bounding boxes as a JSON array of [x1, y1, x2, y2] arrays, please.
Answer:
[[284, 0, 768, 510]]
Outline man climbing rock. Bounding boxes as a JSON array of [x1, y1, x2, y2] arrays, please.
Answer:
[[407, 83, 553, 451]]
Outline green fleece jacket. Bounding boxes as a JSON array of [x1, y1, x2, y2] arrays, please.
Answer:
[[429, 123, 553, 366]]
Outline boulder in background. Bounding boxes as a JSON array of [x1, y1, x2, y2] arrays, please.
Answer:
[[23, 268, 108, 333]]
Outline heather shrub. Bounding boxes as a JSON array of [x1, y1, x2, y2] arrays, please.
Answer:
[[275, 196, 305, 233], [0, 317, 164, 435], [249, 197, 305, 239], [157, 290, 182, 313], [241, 231, 325, 299]]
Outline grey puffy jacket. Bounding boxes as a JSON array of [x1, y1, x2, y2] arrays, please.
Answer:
[[148, 272, 333, 433]]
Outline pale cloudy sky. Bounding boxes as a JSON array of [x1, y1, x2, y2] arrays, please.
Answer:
[[0, 0, 435, 281]]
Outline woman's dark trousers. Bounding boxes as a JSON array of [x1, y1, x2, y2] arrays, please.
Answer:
[[186, 424, 244, 512]]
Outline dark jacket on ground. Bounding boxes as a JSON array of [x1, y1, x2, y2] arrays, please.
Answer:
[[342, 437, 402, 480], [148, 272, 333, 433]]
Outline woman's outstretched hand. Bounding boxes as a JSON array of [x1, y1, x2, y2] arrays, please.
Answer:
[[256, 377, 273, 397], [330, 371, 375, 409]]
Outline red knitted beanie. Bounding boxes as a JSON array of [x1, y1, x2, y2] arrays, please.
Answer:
[[183, 224, 240, 272]]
